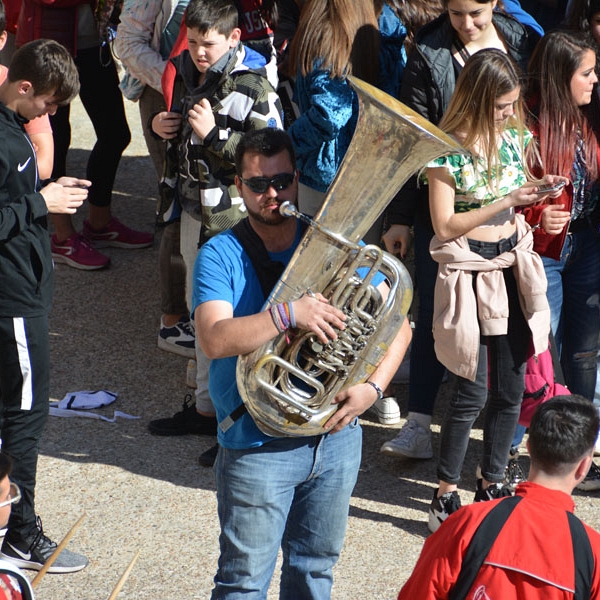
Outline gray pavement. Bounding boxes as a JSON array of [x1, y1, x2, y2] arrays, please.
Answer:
[[27, 96, 600, 600]]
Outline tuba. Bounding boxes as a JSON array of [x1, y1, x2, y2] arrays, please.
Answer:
[[236, 77, 463, 437]]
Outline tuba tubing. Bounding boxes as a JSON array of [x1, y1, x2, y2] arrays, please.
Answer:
[[236, 77, 464, 437]]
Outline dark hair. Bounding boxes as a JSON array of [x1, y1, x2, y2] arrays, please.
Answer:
[[0, 0, 6, 35], [185, 0, 239, 35], [8, 39, 79, 104], [563, 0, 600, 32], [234, 128, 296, 174], [528, 395, 599, 475], [526, 29, 599, 180], [0, 453, 12, 482]]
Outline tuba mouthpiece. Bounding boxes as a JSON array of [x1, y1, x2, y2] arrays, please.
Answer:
[[279, 201, 297, 218]]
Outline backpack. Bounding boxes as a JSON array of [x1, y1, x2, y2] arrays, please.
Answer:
[[520, 335, 570, 427]]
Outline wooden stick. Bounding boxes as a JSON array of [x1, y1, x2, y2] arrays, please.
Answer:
[[31, 513, 86, 588], [107, 550, 141, 600]]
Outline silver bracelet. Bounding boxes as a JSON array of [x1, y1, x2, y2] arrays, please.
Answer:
[[366, 380, 384, 401]]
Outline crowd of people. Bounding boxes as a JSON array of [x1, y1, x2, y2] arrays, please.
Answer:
[[2, 0, 600, 596]]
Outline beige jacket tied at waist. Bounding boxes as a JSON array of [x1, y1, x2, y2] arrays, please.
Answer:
[[429, 214, 550, 382]]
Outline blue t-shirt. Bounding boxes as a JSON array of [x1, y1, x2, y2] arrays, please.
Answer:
[[192, 226, 303, 449], [192, 224, 386, 449]]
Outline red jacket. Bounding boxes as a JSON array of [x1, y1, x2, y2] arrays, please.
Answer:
[[398, 482, 600, 599], [521, 117, 600, 260], [16, 0, 94, 55], [3, 0, 21, 34]]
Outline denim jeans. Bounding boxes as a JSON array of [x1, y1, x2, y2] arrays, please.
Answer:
[[211, 420, 362, 599], [407, 220, 447, 415], [542, 227, 600, 400], [437, 235, 529, 484]]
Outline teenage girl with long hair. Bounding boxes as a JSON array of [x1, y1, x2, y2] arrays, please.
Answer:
[[522, 30, 600, 490], [426, 49, 563, 532], [286, 0, 380, 216], [380, 0, 541, 462]]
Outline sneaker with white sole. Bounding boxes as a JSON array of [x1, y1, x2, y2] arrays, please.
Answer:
[[158, 317, 195, 358], [1, 517, 88, 573], [380, 419, 433, 459], [83, 217, 153, 249], [366, 396, 401, 425], [51, 233, 109, 270], [576, 461, 600, 492], [428, 488, 461, 533], [474, 478, 513, 502]]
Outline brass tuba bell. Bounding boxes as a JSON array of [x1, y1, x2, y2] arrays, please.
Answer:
[[236, 77, 463, 437]]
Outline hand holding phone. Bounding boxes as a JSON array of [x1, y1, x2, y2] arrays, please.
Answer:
[[534, 181, 566, 195]]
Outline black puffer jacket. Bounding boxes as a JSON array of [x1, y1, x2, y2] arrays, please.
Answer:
[[0, 102, 52, 317], [387, 11, 541, 227]]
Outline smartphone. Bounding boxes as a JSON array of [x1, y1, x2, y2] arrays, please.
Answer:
[[534, 181, 566, 194]]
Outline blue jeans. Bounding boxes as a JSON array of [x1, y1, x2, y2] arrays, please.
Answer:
[[407, 220, 446, 415], [212, 421, 362, 599], [542, 227, 600, 400], [437, 235, 529, 484]]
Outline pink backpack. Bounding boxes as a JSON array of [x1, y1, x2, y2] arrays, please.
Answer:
[[520, 339, 570, 427]]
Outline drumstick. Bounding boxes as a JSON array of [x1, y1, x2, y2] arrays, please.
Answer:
[[31, 512, 86, 587], [107, 550, 141, 600]]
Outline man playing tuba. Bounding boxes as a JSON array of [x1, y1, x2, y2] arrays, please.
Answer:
[[193, 128, 412, 599]]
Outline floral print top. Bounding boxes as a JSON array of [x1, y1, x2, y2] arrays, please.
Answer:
[[425, 127, 532, 213]]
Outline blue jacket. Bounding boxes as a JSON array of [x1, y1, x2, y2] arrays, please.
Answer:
[[288, 3, 407, 193]]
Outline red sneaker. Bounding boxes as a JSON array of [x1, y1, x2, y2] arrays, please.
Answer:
[[83, 217, 154, 249], [51, 233, 110, 270]]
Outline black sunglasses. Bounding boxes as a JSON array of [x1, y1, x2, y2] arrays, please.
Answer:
[[239, 172, 295, 194]]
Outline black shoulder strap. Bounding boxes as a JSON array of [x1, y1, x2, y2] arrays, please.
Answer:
[[449, 496, 594, 600], [567, 512, 594, 600], [448, 496, 523, 600], [231, 218, 286, 300], [231, 218, 307, 301]]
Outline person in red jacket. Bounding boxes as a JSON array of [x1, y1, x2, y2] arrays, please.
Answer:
[[398, 394, 600, 599]]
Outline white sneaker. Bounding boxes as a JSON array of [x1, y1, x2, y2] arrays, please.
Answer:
[[366, 396, 401, 425], [380, 419, 433, 459]]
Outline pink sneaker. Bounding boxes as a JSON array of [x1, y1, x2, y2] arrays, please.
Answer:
[[83, 217, 153, 249], [51, 233, 110, 270]]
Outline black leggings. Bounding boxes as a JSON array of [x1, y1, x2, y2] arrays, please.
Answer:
[[50, 45, 131, 207]]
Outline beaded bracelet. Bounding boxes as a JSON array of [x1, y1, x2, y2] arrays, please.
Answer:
[[269, 305, 286, 333]]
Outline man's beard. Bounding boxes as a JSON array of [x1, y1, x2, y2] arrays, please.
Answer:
[[246, 202, 287, 226]]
